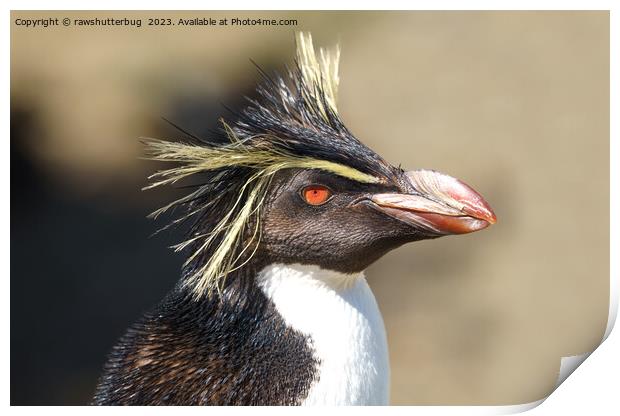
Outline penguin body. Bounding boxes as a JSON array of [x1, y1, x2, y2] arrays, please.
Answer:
[[258, 264, 389, 405], [94, 265, 318, 405], [94, 263, 388, 405]]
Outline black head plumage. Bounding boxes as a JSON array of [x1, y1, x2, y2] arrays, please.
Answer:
[[143, 32, 400, 298]]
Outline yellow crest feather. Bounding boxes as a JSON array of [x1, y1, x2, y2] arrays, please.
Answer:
[[143, 33, 385, 299], [144, 129, 379, 299], [296, 32, 341, 120]]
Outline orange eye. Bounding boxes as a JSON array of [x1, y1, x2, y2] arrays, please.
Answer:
[[302, 185, 332, 206]]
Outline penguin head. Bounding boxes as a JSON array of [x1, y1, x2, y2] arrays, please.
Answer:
[[144, 33, 495, 297], [259, 165, 495, 274]]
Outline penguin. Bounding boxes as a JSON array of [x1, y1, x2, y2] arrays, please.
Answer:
[[93, 32, 496, 406]]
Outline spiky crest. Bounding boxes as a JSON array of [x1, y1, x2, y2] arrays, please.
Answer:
[[144, 32, 397, 299]]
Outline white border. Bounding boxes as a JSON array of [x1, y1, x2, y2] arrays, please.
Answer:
[[4, 1, 617, 413]]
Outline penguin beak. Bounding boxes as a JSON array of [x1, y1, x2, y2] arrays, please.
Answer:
[[370, 170, 496, 235]]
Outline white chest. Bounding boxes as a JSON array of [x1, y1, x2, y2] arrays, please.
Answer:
[[257, 264, 390, 406]]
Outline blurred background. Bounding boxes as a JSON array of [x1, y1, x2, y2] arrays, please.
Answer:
[[10, 11, 609, 405]]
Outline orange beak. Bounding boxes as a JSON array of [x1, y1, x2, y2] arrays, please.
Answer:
[[370, 170, 496, 235]]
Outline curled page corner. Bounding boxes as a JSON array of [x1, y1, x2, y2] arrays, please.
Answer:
[[486, 353, 593, 415], [551, 274, 618, 389], [528, 275, 617, 409], [556, 352, 592, 388]]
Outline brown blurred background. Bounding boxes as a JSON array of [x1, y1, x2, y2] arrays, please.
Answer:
[[10, 11, 609, 405]]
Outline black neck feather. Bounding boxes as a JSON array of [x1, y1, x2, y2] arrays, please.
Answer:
[[93, 264, 319, 405]]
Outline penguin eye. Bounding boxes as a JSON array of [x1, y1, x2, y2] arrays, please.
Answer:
[[301, 185, 332, 206]]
